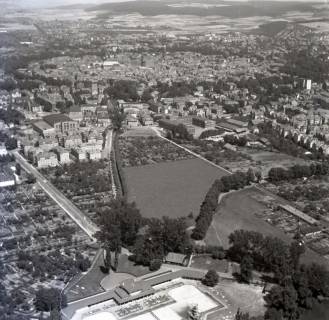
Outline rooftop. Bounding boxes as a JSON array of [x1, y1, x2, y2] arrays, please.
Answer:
[[43, 114, 74, 126]]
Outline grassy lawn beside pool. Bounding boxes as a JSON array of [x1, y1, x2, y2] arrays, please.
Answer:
[[124, 158, 228, 219], [65, 250, 106, 302], [190, 256, 229, 273]]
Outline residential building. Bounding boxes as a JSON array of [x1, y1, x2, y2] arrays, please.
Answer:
[[71, 148, 87, 161], [53, 147, 70, 164], [35, 152, 58, 168], [43, 114, 78, 134], [68, 105, 83, 123]]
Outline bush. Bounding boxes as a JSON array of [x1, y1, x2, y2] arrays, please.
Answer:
[[149, 259, 162, 271], [202, 269, 219, 287]]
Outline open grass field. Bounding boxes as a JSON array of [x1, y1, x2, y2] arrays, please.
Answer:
[[124, 158, 228, 219], [205, 187, 288, 249], [206, 186, 328, 268]]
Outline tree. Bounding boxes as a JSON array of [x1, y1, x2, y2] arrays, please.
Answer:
[[246, 168, 255, 183], [202, 269, 219, 287], [240, 255, 253, 283], [289, 240, 305, 271], [5, 137, 17, 150], [108, 106, 126, 132], [35, 287, 66, 312], [264, 308, 283, 320], [188, 305, 201, 320], [26, 173, 36, 184], [264, 284, 299, 320], [96, 199, 142, 251], [149, 259, 162, 271], [293, 267, 314, 309], [132, 219, 164, 266], [235, 309, 255, 320], [15, 163, 21, 176], [255, 170, 262, 182]]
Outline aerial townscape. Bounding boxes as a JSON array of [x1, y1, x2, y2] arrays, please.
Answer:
[[1, 0, 329, 319]]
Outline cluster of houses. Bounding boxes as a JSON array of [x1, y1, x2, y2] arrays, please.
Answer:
[[19, 114, 104, 168]]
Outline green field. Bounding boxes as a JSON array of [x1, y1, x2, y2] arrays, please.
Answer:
[[124, 158, 228, 219], [205, 187, 288, 249], [206, 187, 327, 267]]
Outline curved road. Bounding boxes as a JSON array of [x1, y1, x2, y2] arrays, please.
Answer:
[[12, 150, 99, 240]]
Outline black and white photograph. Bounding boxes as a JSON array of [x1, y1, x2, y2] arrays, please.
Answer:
[[0, 0, 329, 319]]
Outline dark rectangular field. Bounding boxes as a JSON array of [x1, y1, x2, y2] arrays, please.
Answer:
[[124, 158, 227, 219]]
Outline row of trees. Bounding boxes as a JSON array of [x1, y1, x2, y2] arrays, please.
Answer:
[[192, 169, 260, 240], [268, 162, 329, 183]]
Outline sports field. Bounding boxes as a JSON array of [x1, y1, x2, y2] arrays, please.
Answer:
[[124, 158, 228, 218]]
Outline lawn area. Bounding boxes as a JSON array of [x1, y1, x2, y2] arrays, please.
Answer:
[[65, 250, 106, 303], [205, 186, 297, 249], [124, 158, 228, 219], [206, 186, 328, 268], [190, 256, 229, 273], [115, 254, 152, 277], [101, 272, 135, 290]]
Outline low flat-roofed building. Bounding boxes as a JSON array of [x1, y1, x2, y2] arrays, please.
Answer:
[[216, 121, 249, 133], [164, 252, 188, 266], [279, 204, 318, 225]]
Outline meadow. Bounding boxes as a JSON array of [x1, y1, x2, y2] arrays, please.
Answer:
[[205, 187, 288, 249], [205, 186, 327, 267], [124, 158, 227, 219]]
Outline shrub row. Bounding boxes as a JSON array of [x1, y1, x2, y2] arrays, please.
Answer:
[[268, 162, 329, 183], [112, 133, 128, 199], [191, 171, 254, 240]]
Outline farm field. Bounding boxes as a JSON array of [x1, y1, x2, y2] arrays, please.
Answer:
[[206, 187, 328, 267], [124, 158, 227, 218]]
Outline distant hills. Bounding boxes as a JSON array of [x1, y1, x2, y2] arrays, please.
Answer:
[[86, 0, 318, 18]]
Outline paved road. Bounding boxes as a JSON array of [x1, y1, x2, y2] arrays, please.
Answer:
[[12, 150, 99, 240]]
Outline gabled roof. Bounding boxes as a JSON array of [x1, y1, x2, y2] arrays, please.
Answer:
[[165, 252, 187, 265]]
